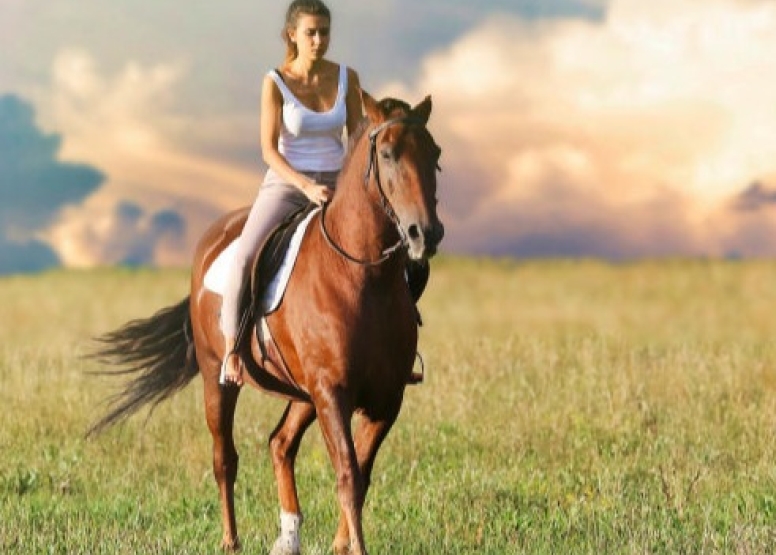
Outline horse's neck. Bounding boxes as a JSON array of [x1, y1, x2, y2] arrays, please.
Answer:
[[326, 139, 401, 262]]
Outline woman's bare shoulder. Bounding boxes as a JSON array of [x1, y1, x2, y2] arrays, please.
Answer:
[[345, 66, 361, 90], [261, 72, 283, 103]]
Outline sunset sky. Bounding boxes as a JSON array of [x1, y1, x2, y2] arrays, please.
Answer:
[[2, 0, 776, 272]]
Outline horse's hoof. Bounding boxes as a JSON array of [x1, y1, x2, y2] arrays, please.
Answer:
[[221, 536, 242, 552], [270, 536, 300, 555]]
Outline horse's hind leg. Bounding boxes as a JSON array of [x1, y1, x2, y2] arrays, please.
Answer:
[[203, 371, 242, 551], [268, 401, 317, 555], [332, 413, 397, 555]]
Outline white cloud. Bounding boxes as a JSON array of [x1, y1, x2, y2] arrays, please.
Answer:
[[385, 0, 776, 256]]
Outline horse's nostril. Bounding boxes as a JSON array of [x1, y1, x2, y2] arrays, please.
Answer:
[[408, 224, 421, 241]]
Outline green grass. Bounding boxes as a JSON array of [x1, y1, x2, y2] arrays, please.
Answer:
[[1, 259, 775, 553]]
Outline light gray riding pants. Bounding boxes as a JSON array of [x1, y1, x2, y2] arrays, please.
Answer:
[[220, 168, 338, 339]]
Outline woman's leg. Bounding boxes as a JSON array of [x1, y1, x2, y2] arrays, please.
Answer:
[[220, 182, 309, 385]]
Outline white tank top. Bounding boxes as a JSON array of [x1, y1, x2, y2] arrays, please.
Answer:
[[269, 65, 348, 172]]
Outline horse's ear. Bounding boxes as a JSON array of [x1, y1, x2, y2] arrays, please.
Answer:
[[361, 89, 382, 123], [412, 95, 432, 124]]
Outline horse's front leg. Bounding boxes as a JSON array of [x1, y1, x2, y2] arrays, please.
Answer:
[[202, 363, 242, 551], [313, 385, 368, 555], [268, 401, 317, 555], [332, 410, 399, 554]]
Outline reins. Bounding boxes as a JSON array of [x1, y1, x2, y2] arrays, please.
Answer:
[[320, 204, 405, 266], [319, 115, 426, 267]]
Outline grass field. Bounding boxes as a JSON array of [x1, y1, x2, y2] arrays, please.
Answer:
[[1, 258, 775, 554]]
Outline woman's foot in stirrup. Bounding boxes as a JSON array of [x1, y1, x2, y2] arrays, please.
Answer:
[[221, 352, 244, 387]]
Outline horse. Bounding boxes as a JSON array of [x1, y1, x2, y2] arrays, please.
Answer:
[[88, 90, 444, 555]]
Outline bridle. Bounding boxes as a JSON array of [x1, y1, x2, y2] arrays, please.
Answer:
[[320, 115, 428, 266]]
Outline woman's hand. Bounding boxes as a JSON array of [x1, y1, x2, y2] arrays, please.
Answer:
[[302, 180, 333, 205]]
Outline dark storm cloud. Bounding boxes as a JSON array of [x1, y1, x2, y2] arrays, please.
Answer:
[[0, 94, 103, 273]]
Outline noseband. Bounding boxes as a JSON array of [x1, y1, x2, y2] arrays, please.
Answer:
[[320, 115, 427, 266]]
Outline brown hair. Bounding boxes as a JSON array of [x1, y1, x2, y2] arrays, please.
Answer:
[[282, 0, 332, 64]]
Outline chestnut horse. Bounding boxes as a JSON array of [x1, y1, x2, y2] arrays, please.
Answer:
[[89, 91, 443, 555]]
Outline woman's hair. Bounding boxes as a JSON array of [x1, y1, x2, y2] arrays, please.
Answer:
[[282, 0, 332, 64]]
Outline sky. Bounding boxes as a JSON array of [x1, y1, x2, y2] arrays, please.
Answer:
[[2, 0, 776, 273]]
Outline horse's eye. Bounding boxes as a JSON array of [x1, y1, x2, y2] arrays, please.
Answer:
[[380, 146, 394, 161]]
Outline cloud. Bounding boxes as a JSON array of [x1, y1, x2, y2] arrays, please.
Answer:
[[37, 49, 260, 267], [712, 178, 776, 258], [0, 95, 103, 232], [0, 240, 59, 274], [730, 182, 776, 212], [1, 1, 602, 116], [383, 0, 776, 257], [0, 94, 103, 273], [8, 0, 776, 265], [49, 201, 188, 267], [333, 0, 604, 87]]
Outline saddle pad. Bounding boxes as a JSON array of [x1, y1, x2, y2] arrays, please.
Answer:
[[204, 207, 320, 314]]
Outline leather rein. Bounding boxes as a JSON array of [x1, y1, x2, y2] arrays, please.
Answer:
[[320, 115, 426, 266]]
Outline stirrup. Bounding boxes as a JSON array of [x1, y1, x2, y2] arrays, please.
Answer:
[[407, 352, 424, 385], [219, 355, 230, 385]]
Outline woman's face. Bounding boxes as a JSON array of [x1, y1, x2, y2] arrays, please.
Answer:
[[290, 14, 331, 61]]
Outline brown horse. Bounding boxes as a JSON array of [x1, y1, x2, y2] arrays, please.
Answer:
[[88, 90, 444, 555]]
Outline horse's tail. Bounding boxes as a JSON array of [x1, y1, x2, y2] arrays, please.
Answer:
[[86, 296, 199, 437]]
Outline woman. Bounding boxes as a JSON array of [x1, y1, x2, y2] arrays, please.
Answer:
[[221, 0, 363, 386]]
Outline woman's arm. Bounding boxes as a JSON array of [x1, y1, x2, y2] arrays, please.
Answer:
[[259, 73, 330, 204], [345, 67, 363, 136]]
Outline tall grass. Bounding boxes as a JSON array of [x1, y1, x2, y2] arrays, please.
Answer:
[[1, 259, 774, 553]]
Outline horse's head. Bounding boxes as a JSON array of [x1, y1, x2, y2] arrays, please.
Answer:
[[361, 90, 445, 260]]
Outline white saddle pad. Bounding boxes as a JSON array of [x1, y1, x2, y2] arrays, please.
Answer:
[[204, 207, 320, 314]]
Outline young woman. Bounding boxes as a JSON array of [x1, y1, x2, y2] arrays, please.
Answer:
[[220, 0, 363, 386]]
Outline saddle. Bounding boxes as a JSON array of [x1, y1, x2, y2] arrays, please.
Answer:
[[251, 203, 318, 306]]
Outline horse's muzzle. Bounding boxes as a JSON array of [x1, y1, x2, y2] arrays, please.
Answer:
[[407, 221, 444, 260]]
